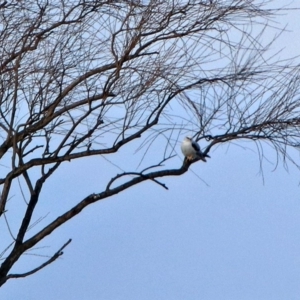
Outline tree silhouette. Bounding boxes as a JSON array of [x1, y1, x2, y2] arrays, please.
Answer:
[[0, 0, 299, 286]]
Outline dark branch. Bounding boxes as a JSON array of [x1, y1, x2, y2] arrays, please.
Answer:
[[6, 239, 71, 280]]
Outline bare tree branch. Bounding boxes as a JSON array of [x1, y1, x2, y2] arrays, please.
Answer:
[[0, 0, 299, 287], [5, 239, 71, 280]]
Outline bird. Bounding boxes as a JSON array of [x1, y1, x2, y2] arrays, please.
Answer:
[[181, 136, 210, 162]]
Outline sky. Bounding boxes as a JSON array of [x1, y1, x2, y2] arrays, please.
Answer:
[[1, 2, 300, 300]]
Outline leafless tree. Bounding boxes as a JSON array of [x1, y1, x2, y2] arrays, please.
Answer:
[[0, 0, 299, 286]]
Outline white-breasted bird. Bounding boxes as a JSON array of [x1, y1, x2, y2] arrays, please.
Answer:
[[181, 136, 210, 162]]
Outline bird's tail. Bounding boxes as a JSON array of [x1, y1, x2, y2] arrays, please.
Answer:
[[198, 152, 210, 162]]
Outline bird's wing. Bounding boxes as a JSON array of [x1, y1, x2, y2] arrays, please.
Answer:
[[191, 140, 200, 152]]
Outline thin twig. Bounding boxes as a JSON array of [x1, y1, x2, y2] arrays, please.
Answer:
[[6, 239, 72, 280]]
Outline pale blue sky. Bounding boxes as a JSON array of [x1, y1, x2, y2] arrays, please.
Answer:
[[1, 2, 300, 300]]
